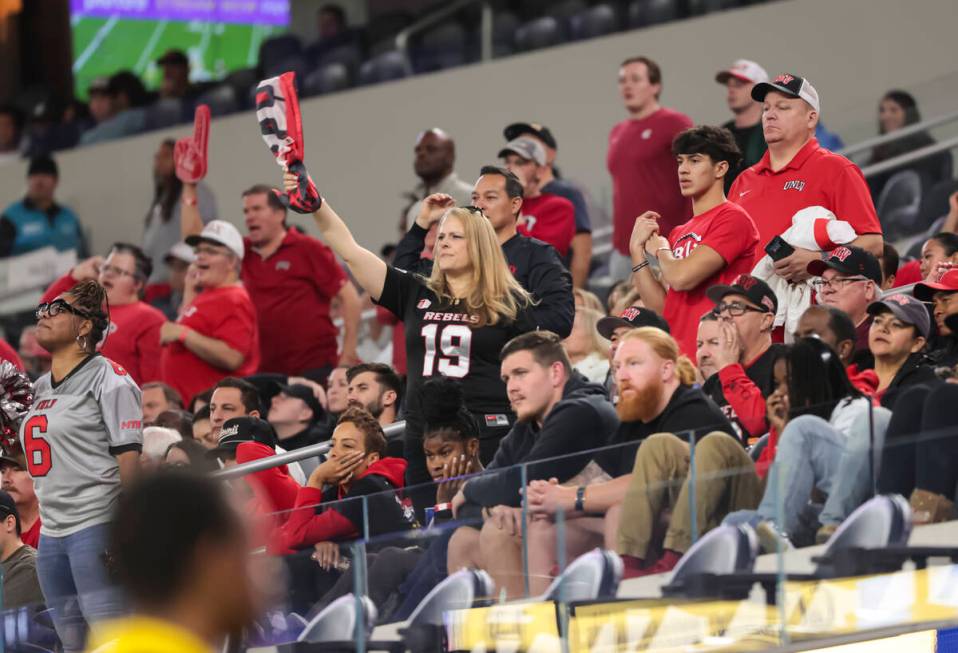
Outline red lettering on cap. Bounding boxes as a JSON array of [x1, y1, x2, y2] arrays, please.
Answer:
[[621, 307, 642, 321], [885, 294, 910, 306], [762, 296, 776, 311], [734, 274, 757, 290], [830, 247, 853, 263], [774, 74, 795, 84]]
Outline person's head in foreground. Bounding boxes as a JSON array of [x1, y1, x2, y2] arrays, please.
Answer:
[[783, 337, 860, 422], [102, 470, 260, 647], [421, 376, 480, 483], [613, 327, 696, 422]]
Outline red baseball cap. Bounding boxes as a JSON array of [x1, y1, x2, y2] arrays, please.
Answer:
[[913, 269, 958, 301]]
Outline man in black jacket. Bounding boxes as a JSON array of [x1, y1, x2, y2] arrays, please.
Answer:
[[446, 331, 617, 598], [526, 327, 746, 580], [392, 166, 574, 338]]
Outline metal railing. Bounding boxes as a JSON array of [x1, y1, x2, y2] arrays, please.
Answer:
[[395, 0, 493, 75], [839, 108, 958, 158], [860, 134, 958, 179], [213, 420, 407, 480]]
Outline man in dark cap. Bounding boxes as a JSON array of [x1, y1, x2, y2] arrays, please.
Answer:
[[0, 155, 85, 257], [157, 49, 193, 100]]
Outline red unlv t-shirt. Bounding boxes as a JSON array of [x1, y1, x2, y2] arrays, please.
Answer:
[[518, 193, 576, 257]]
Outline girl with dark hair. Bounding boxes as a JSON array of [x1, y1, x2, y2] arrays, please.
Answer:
[[725, 338, 892, 546], [20, 280, 143, 652], [421, 376, 483, 505], [40, 242, 166, 384], [164, 438, 217, 473], [868, 90, 951, 197]]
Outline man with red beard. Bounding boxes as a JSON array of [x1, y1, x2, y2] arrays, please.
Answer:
[[526, 327, 735, 584]]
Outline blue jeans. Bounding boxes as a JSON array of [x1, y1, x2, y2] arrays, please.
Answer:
[[725, 407, 891, 542], [36, 522, 125, 653]]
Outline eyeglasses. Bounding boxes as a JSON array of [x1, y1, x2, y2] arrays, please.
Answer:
[[811, 276, 869, 291], [35, 299, 92, 321], [713, 301, 766, 317], [100, 264, 136, 279]]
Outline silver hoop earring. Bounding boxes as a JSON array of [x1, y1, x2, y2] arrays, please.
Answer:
[[76, 335, 86, 350]]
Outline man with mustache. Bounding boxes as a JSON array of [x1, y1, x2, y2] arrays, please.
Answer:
[[526, 327, 739, 582]]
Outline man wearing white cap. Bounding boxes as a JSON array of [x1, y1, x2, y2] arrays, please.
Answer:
[[716, 59, 768, 190], [159, 220, 261, 404], [729, 73, 883, 286]]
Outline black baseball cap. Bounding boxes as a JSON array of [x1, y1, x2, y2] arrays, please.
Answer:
[[503, 122, 558, 150], [706, 274, 778, 314], [0, 490, 20, 533], [209, 417, 277, 459], [807, 245, 882, 285], [867, 293, 931, 339], [27, 154, 58, 178], [597, 306, 670, 339], [275, 383, 325, 422], [751, 73, 820, 113], [157, 49, 189, 67]]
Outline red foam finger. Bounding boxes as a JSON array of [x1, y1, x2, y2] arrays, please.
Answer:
[[193, 104, 210, 151]]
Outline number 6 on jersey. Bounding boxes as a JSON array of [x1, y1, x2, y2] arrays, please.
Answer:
[[421, 324, 472, 377], [22, 414, 53, 477]]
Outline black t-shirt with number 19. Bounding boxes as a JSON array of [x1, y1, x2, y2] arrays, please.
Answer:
[[375, 265, 538, 486]]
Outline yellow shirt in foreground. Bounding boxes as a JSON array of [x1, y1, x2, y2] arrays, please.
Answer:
[[86, 616, 214, 653]]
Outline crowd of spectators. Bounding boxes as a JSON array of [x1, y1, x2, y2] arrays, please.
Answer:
[[2, 38, 958, 653]]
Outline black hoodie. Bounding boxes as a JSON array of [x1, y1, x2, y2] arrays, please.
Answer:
[[462, 373, 617, 510], [595, 384, 735, 478], [879, 352, 942, 410]]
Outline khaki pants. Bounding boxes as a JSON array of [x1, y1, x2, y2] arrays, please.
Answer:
[[617, 432, 763, 558]]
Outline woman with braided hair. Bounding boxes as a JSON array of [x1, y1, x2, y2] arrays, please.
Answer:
[[21, 279, 143, 652]]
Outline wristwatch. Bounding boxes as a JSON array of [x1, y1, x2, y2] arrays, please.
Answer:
[[574, 486, 586, 512]]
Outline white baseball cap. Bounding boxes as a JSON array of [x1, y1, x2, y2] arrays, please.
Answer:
[[715, 59, 769, 85], [185, 220, 245, 260], [164, 241, 196, 265]]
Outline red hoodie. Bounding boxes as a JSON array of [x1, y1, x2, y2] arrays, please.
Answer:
[[273, 457, 410, 554], [234, 442, 301, 550]]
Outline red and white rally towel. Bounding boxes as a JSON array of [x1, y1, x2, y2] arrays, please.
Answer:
[[255, 72, 322, 214]]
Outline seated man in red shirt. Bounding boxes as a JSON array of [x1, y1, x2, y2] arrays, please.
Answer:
[[0, 446, 40, 549], [41, 242, 165, 385], [499, 137, 575, 259], [159, 220, 260, 404], [629, 125, 760, 359]]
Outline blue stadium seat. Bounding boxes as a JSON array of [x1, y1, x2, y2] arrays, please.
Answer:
[[358, 51, 409, 86], [301, 63, 352, 97], [195, 84, 238, 117], [297, 594, 377, 644], [569, 4, 621, 40], [628, 0, 678, 28], [542, 548, 623, 602], [514, 16, 566, 52], [258, 34, 303, 75], [413, 22, 467, 72], [144, 97, 185, 130]]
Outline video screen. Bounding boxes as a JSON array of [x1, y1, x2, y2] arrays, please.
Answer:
[[70, 0, 290, 98]]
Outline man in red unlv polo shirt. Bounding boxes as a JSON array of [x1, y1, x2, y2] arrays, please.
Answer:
[[237, 184, 361, 377], [730, 73, 882, 284], [182, 182, 361, 378]]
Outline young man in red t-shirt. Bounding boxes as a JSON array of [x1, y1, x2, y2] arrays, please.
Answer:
[[499, 137, 575, 259], [629, 125, 760, 359], [607, 56, 693, 280], [41, 243, 166, 385], [159, 220, 260, 404], [729, 73, 882, 281]]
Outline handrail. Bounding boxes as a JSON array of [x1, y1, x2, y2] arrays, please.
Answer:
[[395, 0, 492, 75], [839, 109, 958, 158], [213, 420, 407, 480], [859, 134, 958, 178]]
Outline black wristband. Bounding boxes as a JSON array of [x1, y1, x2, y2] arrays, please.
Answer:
[[631, 260, 650, 274], [574, 486, 586, 512]]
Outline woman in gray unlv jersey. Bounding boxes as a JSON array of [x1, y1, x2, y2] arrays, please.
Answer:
[[19, 280, 142, 652]]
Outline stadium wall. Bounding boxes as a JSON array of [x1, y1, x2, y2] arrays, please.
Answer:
[[2, 0, 956, 258]]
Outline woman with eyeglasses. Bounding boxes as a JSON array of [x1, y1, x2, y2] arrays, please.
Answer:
[[283, 172, 537, 501], [21, 280, 142, 652], [39, 242, 165, 385], [157, 220, 260, 405]]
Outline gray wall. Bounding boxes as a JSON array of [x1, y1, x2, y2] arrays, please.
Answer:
[[2, 0, 957, 260]]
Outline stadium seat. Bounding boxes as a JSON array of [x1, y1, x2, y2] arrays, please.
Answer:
[[358, 51, 409, 86], [492, 12, 521, 57], [264, 53, 309, 81], [301, 63, 352, 97], [547, 0, 589, 22], [569, 4, 621, 40], [628, 0, 678, 28], [514, 16, 566, 53], [258, 34, 303, 76], [917, 177, 958, 231], [144, 97, 185, 130], [297, 594, 377, 644], [413, 22, 467, 73], [195, 84, 238, 117], [542, 548, 623, 602], [821, 494, 912, 559], [876, 169, 924, 239], [687, 0, 743, 15], [665, 525, 758, 592], [405, 569, 494, 627], [313, 43, 364, 75]]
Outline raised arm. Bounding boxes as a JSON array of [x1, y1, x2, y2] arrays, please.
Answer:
[[628, 212, 667, 314], [284, 173, 388, 301]]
